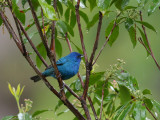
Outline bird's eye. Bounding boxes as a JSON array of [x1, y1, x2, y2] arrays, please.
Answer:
[[77, 55, 81, 58]]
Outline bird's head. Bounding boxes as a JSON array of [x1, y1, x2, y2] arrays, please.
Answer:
[[67, 52, 83, 63]]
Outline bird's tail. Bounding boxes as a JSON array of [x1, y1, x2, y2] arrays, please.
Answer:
[[30, 75, 41, 82]]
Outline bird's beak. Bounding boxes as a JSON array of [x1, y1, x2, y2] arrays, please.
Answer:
[[81, 55, 84, 58]]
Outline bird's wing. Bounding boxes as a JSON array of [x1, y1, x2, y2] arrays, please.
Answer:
[[45, 57, 68, 70], [56, 57, 68, 65]]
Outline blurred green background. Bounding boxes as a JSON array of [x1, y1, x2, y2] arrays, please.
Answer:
[[0, 1, 160, 119]]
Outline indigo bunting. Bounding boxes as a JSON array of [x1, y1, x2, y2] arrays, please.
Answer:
[[31, 52, 83, 82]]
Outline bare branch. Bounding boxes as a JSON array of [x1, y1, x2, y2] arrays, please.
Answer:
[[75, 2, 88, 63], [28, 0, 65, 97], [139, 11, 160, 70], [93, 22, 117, 65], [0, 10, 85, 120], [65, 34, 98, 120], [144, 102, 157, 120], [65, 33, 72, 52], [89, 11, 103, 68]]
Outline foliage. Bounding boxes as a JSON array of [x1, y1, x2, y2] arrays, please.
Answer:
[[2, 84, 51, 120], [0, 0, 160, 120]]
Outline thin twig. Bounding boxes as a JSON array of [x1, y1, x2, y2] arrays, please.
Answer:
[[65, 33, 72, 52], [41, 8, 48, 44], [50, 0, 56, 57], [0, 10, 86, 120], [17, 19, 49, 68], [99, 82, 107, 120], [63, 83, 81, 101], [89, 11, 103, 68], [139, 11, 160, 70], [144, 102, 157, 120], [93, 22, 117, 65], [28, 0, 65, 97], [65, 34, 98, 120], [75, 1, 91, 119], [0, 11, 23, 53], [75, 2, 88, 63]]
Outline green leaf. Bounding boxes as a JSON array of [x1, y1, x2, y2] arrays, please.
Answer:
[[55, 100, 63, 111], [133, 101, 146, 120], [136, 21, 156, 33], [71, 42, 83, 55], [119, 85, 131, 104], [1, 116, 14, 120], [138, 27, 151, 56], [75, 79, 82, 91], [106, 101, 115, 117], [152, 100, 160, 114], [142, 89, 152, 95], [79, 10, 89, 25], [65, 8, 70, 23], [36, 42, 47, 68], [148, 2, 160, 16], [143, 98, 153, 110], [55, 38, 62, 57], [46, 0, 51, 4], [56, 20, 68, 34], [113, 101, 130, 120], [116, 71, 139, 91], [14, 7, 26, 25], [104, 94, 116, 102], [0, 16, 2, 26], [38, 0, 57, 20], [105, 21, 119, 46], [115, 0, 130, 11], [128, 26, 136, 48], [70, 10, 76, 28], [19, 86, 25, 96], [16, 84, 20, 96], [87, 13, 99, 30], [8, 83, 14, 96], [125, 18, 133, 30], [31, 0, 40, 11], [23, 32, 38, 44], [22, 0, 27, 8], [57, 109, 69, 116], [57, 0, 63, 16], [97, 0, 112, 11], [118, 103, 134, 120], [94, 80, 108, 98], [65, 22, 74, 36], [32, 110, 51, 117], [89, 72, 105, 86], [88, 0, 97, 11]]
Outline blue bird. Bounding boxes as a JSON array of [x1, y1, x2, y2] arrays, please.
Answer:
[[31, 52, 83, 82]]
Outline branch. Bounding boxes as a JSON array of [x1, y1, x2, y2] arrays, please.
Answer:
[[50, 0, 57, 56], [93, 21, 117, 65], [0, 10, 85, 120], [7, 0, 48, 67], [99, 81, 107, 120], [0, 11, 23, 53], [144, 102, 157, 120], [65, 34, 98, 120], [89, 11, 103, 68], [65, 33, 72, 52], [75, 2, 88, 63], [63, 83, 81, 101], [27, 0, 65, 98], [17, 19, 49, 68], [139, 11, 160, 70]]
